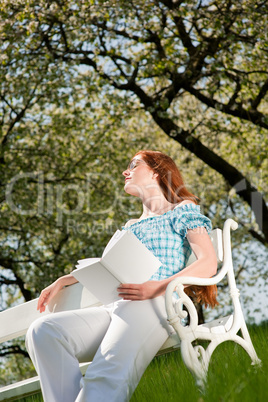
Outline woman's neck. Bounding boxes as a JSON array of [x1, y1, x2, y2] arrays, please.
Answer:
[[140, 198, 177, 219]]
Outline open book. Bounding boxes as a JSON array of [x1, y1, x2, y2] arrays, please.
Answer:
[[72, 230, 161, 305]]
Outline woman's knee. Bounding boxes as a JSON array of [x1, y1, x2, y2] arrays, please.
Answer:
[[26, 315, 60, 351]]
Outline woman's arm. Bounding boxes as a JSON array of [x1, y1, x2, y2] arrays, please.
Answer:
[[178, 227, 217, 278], [37, 274, 78, 313], [117, 228, 217, 300]]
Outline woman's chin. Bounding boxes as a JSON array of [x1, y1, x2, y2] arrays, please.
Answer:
[[124, 183, 140, 197]]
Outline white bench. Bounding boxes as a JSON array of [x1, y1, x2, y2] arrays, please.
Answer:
[[0, 219, 261, 400]]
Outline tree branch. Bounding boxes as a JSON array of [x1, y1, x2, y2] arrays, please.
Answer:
[[148, 109, 268, 244], [172, 15, 196, 57], [183, 84, 268, 130], [0, 263, 33, 302], [0, 344, 29, 358], [251, 78, 268, 110]]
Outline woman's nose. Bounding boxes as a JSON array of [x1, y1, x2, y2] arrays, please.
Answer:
[[122, 169, 129, 176]]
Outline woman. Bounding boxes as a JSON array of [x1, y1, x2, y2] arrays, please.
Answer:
[[26, 150, 217, 402]]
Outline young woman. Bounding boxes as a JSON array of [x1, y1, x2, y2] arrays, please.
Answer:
[[26, 150, 217, 402]]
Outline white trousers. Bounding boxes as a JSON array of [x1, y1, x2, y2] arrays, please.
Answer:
[[26, 296, 172, 402]]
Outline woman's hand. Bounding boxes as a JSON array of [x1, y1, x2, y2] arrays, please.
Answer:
[[37, 274, 78, 313], [37, 280, 62, 313], [117, 280, 167, 301]]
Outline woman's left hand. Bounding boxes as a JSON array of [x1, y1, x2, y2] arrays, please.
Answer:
[[117, 280, 167, 300]]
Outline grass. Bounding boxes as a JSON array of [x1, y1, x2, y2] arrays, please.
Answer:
[[17, 323, 267, 402]]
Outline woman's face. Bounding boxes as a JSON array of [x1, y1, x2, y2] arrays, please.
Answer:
[[122, 157, 158, 197]]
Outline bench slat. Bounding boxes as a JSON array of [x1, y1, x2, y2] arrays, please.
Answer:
[[0, 283, 100, 343]]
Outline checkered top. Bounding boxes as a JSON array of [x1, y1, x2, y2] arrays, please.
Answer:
[[123, 204, 212, 281]]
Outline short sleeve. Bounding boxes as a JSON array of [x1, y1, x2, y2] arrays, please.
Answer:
[[169, 204, 212, 239]]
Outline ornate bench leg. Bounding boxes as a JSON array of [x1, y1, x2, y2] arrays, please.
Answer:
[[234, 322, 262, 366], [180, 340, 210, 390]]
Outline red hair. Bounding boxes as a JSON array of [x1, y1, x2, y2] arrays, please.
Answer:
[[134, 150, 198, 204], [133, 150, 218, 309]]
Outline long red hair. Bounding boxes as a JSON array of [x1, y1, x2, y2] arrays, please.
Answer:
[[134, 150, 218, 309], [134, 150, 198, 204]]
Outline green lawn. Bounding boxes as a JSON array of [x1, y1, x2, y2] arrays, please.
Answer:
[[18, 323, 267, 402]]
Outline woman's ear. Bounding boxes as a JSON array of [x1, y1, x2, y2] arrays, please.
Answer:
[[152, 172, 159, 180]]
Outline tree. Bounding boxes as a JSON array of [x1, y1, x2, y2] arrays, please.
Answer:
[[1, 0, 266, 242], [0, 0, 267, 385]]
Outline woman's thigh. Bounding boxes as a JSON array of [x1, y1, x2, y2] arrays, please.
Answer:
[[91, 296, 171, 371], [28, 305, 112, 362]]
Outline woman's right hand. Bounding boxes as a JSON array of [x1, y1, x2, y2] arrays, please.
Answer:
[[37, 274, 78, 313]]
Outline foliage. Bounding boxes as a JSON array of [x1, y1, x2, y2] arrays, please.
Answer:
[[0, 337, 36, 387], [1, 0, 266, 241]]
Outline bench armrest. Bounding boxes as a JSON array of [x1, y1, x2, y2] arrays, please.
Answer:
[[165, 218, 238, 337]]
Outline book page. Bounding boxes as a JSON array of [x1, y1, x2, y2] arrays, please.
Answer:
[[102, 230, 124, 256], [76, 258, 100, 269], [102, 230, 161, 284], [72, 261, 121, 304]]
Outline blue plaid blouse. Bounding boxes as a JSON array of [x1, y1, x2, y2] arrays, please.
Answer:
[[123, 204, 212, 281]]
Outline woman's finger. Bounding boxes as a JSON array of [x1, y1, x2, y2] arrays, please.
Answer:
[[37, 289, 52, 312]]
